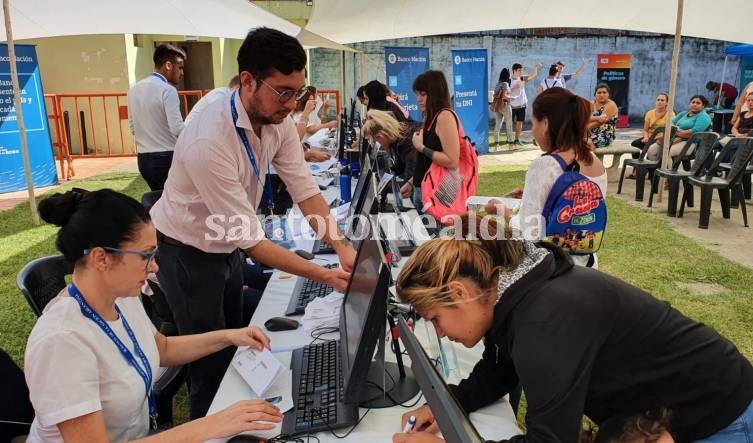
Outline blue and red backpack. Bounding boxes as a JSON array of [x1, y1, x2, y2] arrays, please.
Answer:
[[541, 154, 607, 255]]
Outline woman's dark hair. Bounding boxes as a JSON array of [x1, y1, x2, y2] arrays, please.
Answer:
[[532, 88, 594, 165], [512, 63, 523, 72], [498, 68, 511, 84], [594, 83, 610, 94], [690, 94, 709, 107], [356, 85, 366, 99], [237, 27, 307, 81], [364, 80, 389, 111], [548, 64, 559, 76], [38, 188, 151, 264], [412, 70, 452, 130], [294, 86, 317, 112], [657, 92, 670, 101], [581, 408, 673, 443]]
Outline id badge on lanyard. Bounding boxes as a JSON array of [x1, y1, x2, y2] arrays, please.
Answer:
[[230, 91, 274, 215]]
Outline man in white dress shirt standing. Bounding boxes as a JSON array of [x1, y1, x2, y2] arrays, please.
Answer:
[[128, 43, 186, 190], [150, 28, 356, 418]]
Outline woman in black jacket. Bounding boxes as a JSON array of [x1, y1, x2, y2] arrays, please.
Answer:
[[393, 214, 753, 443]]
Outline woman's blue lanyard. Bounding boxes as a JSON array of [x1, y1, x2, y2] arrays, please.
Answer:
[[230, 91, 274, 214], [67, 283, 158, 430], [151, 72, 167, 83]]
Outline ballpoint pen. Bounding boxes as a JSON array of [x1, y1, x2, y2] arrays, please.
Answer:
[[402, 415, 416, 433]]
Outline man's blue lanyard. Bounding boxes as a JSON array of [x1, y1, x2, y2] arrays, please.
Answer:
[[150, 72, 167, 83], [67, 283, 158, 430], [230, 91, 274, 214]]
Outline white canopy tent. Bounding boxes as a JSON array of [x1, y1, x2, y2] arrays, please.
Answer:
[[306, 0, 751, 45], [0, 0, 355, 51], [1, 0, 355, 222]]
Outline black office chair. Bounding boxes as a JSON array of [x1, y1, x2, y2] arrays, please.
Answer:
[[17, 255, 184, 428], [0, 347, 34, 443]]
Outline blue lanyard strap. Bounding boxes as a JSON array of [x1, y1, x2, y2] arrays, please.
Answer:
[[230, 91, 274, 214], [67, 283, 158, 430]]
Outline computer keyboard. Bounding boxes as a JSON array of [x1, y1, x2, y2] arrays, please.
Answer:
[[295, 340, 342, 426], [312, 239, 335, 255], [283, 339, 357, 435], [285, 263, 337, 315]]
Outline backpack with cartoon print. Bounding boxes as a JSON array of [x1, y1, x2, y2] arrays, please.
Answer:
[[542, 154, 607, 254]]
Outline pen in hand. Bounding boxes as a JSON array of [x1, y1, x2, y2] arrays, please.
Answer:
[[402, 415, 416, 433]]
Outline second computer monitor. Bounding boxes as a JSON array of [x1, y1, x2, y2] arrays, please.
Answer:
[[340, 219, 390, 403], [396, 316, 485, 443]]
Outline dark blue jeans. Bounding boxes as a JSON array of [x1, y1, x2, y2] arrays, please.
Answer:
[[693, 399, 753, 442], [138, 151, 173, 191]]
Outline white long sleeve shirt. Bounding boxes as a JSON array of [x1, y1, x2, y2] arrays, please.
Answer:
[[127, 72, 184, 153]]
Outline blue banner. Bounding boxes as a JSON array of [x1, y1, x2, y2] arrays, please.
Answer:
[[740, 57, 753, 92], [451, 48, 489, 154], [0, 44, 57, 193], [384, 47, 429, 121]]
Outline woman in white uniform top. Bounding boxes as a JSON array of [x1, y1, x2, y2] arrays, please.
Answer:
[[25, 188, 282, 443]]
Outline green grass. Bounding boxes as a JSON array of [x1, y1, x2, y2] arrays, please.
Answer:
[[2, 167, 752, 429]]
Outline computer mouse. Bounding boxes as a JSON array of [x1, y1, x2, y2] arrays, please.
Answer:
[[294, 249, 315, 260], [226, 435, 261, 443], [264, 316, 300, 332]]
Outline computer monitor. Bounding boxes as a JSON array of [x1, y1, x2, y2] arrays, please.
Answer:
[[347, 162, 373, 222], [396, 316, 485, 443], [348, 171, 377, 245], [337, 111, 347, 161], [340, 219, 391, 403]]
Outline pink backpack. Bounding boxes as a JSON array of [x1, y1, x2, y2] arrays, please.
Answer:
[[420, 109, 479, 224]]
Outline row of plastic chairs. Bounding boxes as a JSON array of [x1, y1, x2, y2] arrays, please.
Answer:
[[617, 127, 753, 229]]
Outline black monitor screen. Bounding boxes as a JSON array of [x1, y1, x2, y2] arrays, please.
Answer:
[[340, 220, 389, 402], [396, 316, 485, 443], [348, 162, 372, 221], [350, 172, 376, 244]]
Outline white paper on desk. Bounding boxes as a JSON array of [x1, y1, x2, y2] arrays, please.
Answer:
[[331, 202, 351, 222], [261, 369, 294, 413], [231, 347, 283, 397], [306, 128, 331, 148], [302, 291, 344, 333], [308, 158, 337, 174]]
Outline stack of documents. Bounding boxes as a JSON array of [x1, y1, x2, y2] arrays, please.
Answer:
[[301, 291, 344, 333]]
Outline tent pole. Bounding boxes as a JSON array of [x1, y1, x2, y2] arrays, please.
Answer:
[[717, 56, 728, 107], [657, 0, 684, 204], [340, 50, 345, 112], [3, 0, 40, 225]]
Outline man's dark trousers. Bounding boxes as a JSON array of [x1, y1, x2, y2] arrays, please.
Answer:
[[156, 237, 243, 419], [138, 151, 174, 191]]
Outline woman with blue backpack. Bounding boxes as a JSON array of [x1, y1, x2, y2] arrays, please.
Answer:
[[486, 87, 607, 267]]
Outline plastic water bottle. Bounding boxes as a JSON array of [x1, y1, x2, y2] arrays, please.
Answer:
[[339, 164, 351, 203]]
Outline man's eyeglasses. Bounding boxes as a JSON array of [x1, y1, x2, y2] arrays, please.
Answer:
[[83, 246, 158, 270], [258, 78, 308, 103]]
